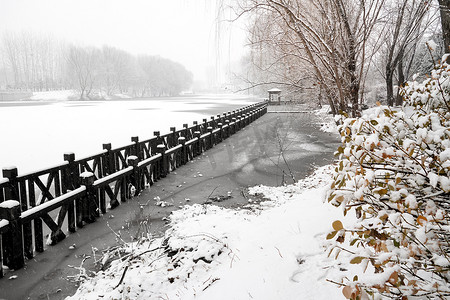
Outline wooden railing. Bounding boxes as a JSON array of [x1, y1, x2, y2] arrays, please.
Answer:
[[0, 100, 268, 276]]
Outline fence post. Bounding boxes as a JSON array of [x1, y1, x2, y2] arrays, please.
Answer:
[[218, 123, 223, 143], [207, 126, 214, 149], [231, 117, 237, 134], [237, 115, 242, 131], [170, 127, 177, 148], [182, 124, 188, 140], [64, 153, 82, 229], [63, 152, 77, 180], [153, 130, 160, 142], [80, 172, 96, 225], [224, 120, 230, 139], [216, 114, 221, 125], [178, 137, 187, 165], [193, 121, 199, 133], [102, 143, 115, 175], [0, 200, 24, 270], [2, 167, 18, 201], [131, 136, 141, 160], [157, 144, 167, 178], [127, 156, 140, 197], [194, 131, 201, 156], [202, 118, 208, 133]]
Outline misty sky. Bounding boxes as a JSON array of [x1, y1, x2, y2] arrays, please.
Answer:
[[0, 0, 247, 82]]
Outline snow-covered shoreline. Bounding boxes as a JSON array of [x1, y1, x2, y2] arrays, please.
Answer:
[[66, 165, 346, 300]]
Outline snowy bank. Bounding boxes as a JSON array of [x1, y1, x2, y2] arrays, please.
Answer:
[[66, 166, 345, 300], [28, 90, 133, 101], [29, 90, 78, 101]]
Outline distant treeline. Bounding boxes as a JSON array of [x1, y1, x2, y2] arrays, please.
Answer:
[[0, 31, 193, 99]]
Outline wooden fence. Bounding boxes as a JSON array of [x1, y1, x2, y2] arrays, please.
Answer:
[[0, 100, 268, 276]]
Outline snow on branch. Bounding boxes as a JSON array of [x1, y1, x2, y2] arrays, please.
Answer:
[[326, 55, 450, 298]]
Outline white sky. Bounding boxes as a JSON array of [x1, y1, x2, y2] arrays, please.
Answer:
[[0, 0, 247, 82]]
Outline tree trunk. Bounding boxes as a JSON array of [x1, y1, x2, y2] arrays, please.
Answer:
[[386, 66, 394, 106], [318, 85, 322, 108], [336, 0, 359, 117], [327, 94, 337, 116], [395, 52, 405, 106], [438, 0, 450, 52]]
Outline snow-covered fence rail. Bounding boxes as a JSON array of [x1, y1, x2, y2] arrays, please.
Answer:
[[0, 100, 268, 277]]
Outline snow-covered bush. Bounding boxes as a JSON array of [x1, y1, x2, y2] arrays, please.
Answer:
[[326, 55, 450, 298]]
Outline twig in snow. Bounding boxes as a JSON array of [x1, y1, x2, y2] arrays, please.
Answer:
[[202, 277, 220, 291], [184, 233, 224, 245], [229, 251, 239, 268], [206, 186, 219, 201], [128, 246, 162, 261], [67, 255, 91, 283], [106, 221, 127, 246], [275, 246, 283, 258], [241, 188, 249, 200], [114, 265, 129, 289], [326, 278, 347, 287], [275, 129, 296, 183]]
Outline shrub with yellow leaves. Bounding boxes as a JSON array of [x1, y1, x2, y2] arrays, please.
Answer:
[[326, 55, 450, 299]]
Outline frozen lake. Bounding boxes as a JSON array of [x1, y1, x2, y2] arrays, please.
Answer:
[[0, 95, 259, 174]]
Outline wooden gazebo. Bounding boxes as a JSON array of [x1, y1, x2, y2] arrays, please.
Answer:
[[268, 88, 281, 104]]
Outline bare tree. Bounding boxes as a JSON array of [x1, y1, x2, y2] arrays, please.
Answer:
[[99, 46, 133, 96], [2, 32, 21, 89], [237, 0, 385, 116], [0, 31, 193, 98], [438, 0, 450, 51], [66, 45, 100, 100], [136, 55, 193, 97], [1, 31, 68, 91], [239, 11, 315, 100], [380, 0, 431, 106]]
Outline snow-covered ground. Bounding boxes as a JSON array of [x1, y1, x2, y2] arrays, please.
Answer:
[[67, 166, 350, 300], [2, 97, 352, 298], [28, 90, 133, 101], [0, 94, 257, 173], [28, 90, 79, 101], [62, 106, 351, 300]]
